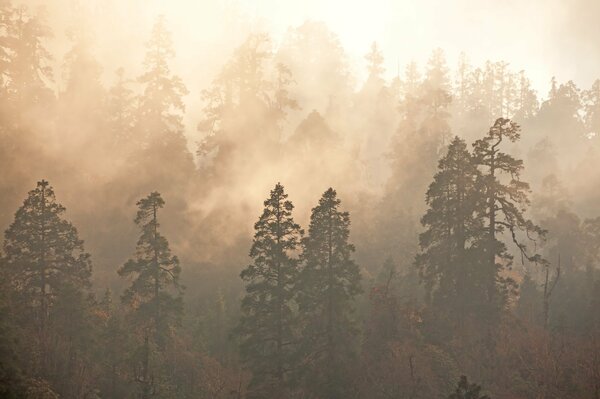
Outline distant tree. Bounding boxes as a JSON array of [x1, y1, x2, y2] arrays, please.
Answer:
[[107, 67, 136, 149], [118, 192, 182, 398], [277, 21, 352, 122], [237, 183, 303, 398], [379, 49, 452, 269], [402, 60, 421, 97], [472, 118, 545, 311], [0, 3, 56, 230], [447, 375, 490, 399], [3, 3, 54, 115], [137, 15, 188, 142], [453, 52, 471, 118], [2, 180, 91, 371], [296, 188, 362, 399], [133, 15, 194, 187], [198, 33, 298, 180], [364, 41, 385, 82], [582, 79, 600, 138], [513, 70, 538, 121], [536, 79, 585, 149], [60, 26, 104, 112]]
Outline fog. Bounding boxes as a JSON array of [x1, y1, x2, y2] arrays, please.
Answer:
[[1, 1, 600, 398]]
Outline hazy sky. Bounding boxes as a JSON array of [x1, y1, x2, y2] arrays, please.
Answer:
[[30, 0, 600, 109]]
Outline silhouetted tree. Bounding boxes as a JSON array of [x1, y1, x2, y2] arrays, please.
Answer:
[[472, 118, 545, 311], [416, 137, 487, 328], [297, 188, 362, 399], [2, 180, 91, 374], [238, 183, 302, 398], [118, 192, 182, 398]]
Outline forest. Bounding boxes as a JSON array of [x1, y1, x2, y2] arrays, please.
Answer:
[[1, 1, 600, 398]]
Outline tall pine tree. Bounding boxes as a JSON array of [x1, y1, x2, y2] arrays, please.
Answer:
[[416, 136, 487, 327], [2, 180, 91, 375], [118, 192, 182, 398], [297, 188, 362, 399], [238, 183, 302, 398]]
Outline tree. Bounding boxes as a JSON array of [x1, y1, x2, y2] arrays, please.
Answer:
[[2, 180, 91, 371], [378, 50, 452, 270], [513, 70, 538, 121], [472, 118, 545, 311], [296, 188, 362, 399], [364, 41, 385, 83], [132, 15, 194, 190], [237, 183, 302, 398], [137, 15, 188, 143], [198, 33, 298, 181], [118, 192, 182, 398], [3, 3, 54, 117], [416, 137, 486, 328], [107, 67, 135, 150]]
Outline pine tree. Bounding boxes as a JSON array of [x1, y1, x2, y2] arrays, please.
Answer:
[[118, 192, 182, 398], [513, 70, 538, 121], [133, 15, 194, 189], [137, 15, 188, 142], [297, 188, 362, 399], [238, 183, 303, 398], [364, 41, 385, 82], [416, 137, 486, 323], [107, 67, 135, 149], [5, 4, 54, 115], [379, 51, 452, 269], [2, 180, 91, 373], [472, 118, 545, 310], [198, 33, 297, 181]]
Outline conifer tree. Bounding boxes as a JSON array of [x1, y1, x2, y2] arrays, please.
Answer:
[[107, 67, 135, 149], [134, 15, 193, 185], [118, 192, 182, 398], [5, 4, 54, 114], [364, 41, 385, 83], [137, 15, 188, 141], [238, 183, 302, 398], [416, 137, 486, 322], [472, 118, 545, 309], [297, 188, 362, 399], [2, 180, 91, 372]]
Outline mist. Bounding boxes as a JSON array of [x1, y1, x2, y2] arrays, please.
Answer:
[[1, 0, 600, 398]]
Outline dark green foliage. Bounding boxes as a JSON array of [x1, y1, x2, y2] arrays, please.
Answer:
[[297, 188, 362, 399], [118, 192, 182, 398], [1, 180, 93, 396], [119, 191, 182, 343], [238, 183, 303, 398], [416, 136, 487, 323], [2, 180, 91, 340], [448, 376, 490, 399]]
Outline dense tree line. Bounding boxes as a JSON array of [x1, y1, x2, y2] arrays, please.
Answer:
[[1, 1, 600, 398]]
